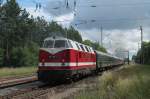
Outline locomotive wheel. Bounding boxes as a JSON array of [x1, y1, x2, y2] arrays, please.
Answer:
[[72, 74, 79, 82], [64, 78, 73, 84]]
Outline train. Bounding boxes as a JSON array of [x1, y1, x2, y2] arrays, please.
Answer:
[[38, 36, 124, 82]]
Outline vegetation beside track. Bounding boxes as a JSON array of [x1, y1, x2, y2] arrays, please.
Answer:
[[0, 67, 36, 79], [74, 64, 150, 99], [133, 41, 150, 64]]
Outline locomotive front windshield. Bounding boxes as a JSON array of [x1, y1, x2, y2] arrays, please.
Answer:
[[43, 40, 54, 48], [54, 40, 68, 48], [43, 40, 70, 48]]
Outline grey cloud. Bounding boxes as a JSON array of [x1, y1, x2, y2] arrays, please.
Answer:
[[80, 28, 150, 57], [44, 0, 75, 16], [144, 29, 150, 41], [44, 0, 150, 30], [43, 0, 150, 57]]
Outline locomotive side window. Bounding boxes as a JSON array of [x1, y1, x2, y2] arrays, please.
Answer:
[[68, 40, 73, 48], [43, 40, 54, 48], [88, 47, 92, 52], [80, 45, 85, 52], [76, 43, 80, 50], [85, 46, 90, 52], [54, 40, 69, 48], [90, 48, 94, 52]]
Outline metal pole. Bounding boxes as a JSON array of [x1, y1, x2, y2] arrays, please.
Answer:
[[128, 51, 129, 65], [138, 42, 140, 51], [140, 26, 143, 49], [66, 30, 67, 39], [140, 26, 143, 64], [100, 26, 103, 47]]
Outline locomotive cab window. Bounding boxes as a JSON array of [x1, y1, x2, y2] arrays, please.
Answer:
[[43, 40, 54, 48], [54, 40, 69, 48]]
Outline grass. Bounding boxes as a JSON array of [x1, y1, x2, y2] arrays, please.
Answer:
[[74, 64, 150, 99], [0, 66, 37, 79]]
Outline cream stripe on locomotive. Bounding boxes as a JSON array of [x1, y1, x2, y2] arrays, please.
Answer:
[[40, 48, 70, 54], [39, 62, 96, 67]]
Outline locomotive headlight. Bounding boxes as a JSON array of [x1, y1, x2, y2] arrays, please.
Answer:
[[42, 59, 45, 66], [62, 59, 65, 63], [61, 59, 65, 66]]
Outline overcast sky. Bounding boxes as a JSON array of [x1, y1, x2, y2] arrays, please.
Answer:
[[17, 0, 150, 58]]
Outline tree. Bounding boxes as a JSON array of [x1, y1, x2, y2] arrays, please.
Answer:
[[0, 48, 4, 66], [83, 40, 107, 53], [0, 0, 21, 66], [67, 26, 82, 43], [83, 40, 93, 47], [0, 0, 32, 66], [135, 41, 150, 64]]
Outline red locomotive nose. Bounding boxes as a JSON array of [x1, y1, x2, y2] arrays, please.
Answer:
[[42, 59, 45, 66]]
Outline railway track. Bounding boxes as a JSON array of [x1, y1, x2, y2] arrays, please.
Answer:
[[0, 76, 37, 89], [0, 66, 124, 99], [0, 76, 95, 99], [0, 81, 44, 99], [0, 73, 99, 99]]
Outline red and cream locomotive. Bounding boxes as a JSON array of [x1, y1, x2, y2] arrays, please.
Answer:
[[38, 36, 124, 82], [38, 36, 96, 82]]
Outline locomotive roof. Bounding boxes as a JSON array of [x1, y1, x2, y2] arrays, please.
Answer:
[[44, 36, 95, 53], [44, 36, 68, 41], [44, 36, 92, 47]]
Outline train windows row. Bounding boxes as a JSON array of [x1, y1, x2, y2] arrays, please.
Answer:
[[43, 37, 94, 53], [75, 43, 93, 53]]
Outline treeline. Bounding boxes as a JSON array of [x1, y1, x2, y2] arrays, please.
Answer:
[[0, 0, 106, 67], [83, 40, 107, 53], [133, 41, 150, 65]]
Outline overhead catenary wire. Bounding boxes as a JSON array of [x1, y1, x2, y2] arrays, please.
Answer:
[[29, 0, 150, 28], [30, 0, 150, 22], [76, 2, 150, 8]]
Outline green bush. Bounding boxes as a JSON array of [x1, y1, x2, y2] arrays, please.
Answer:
[[74, 65, 150, 99], [11, 42, 39, 67], [0, 48, 4, 66], [23, 42, 39, 66], [83, 40, 107, 53], [11, 47, 24, 67], [134, 41, 150, 64]]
